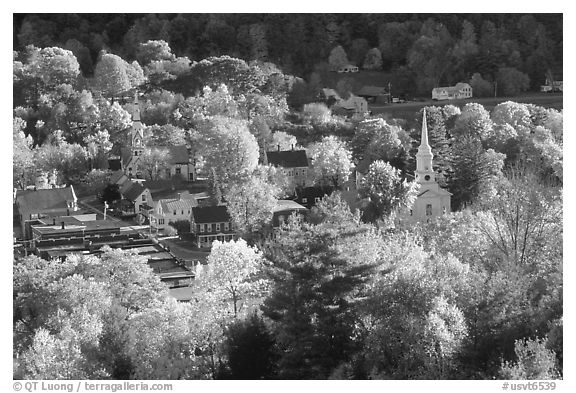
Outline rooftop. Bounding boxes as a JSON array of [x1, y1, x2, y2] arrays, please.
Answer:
[[266, 150, 308, 168], [16, 186, 76, 213], [192, 205, 230, 223]]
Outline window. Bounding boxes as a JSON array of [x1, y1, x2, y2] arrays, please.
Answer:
[[410, 209, 413, 216], [181, 210, 184, 215], [442, 206, 447, 215], [134, 151, 138, 156], [142, 195, 146, 201], [224, 223, 229, 231], [216, 223, 221, 232], [315, 197, 321, 203], [173, 210, 177, 215], [176, 167, 181, 175], [302, 198, 308, 203], [159, 219, 165, 225], [199, 224, 205, 233], [426, 204, 432, 216]]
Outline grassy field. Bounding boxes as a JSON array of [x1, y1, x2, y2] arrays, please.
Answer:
[[368, 93, 563, 122]]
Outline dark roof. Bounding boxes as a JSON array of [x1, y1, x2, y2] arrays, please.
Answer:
[[123, 182, 147, 201], [167, 145, 189, 164], [296, 186, 334, 199], [357, 86, 388, 96], [121, 147, 132, 166], [192, 206, 230, 223], [266, 150, 308, 168], [16, 187, 76, 213], [108, 158, 122, 171], [109, 170, 127, 185]]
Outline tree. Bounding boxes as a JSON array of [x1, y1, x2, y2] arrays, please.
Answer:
[[92, 53, 131, 100], [84, 169, 111, 194], [84, 130, 113, 169], [448, 136, 506, 210], [138, 147, 172, 180], [302, 103, 332, 125], [262, 209, 380, 378], [199, 116, 259, 194], [308, 136, 353, 188], [269, 131, 298, 151], [100, 183, 121, 205], [407, 19, 454, 94], [469, 73, 493, 98], [496, 67, 530, 97], [225, 174, 280, 235], [145, 124, 186, 146], [452, 20, 479, 79], [136, 40, 175, 66], [363, 47, 383, 70], [201, 239, 266, 317], [491, 101, 532, 137], [352, 118, 412, 173], [453, 103, 494, 140], [225, 313, 277, 379], [13, 117, 34, 188], [328, 45, 349, 70], [358, 160, 419, 223], [499, 338, 559, 380]]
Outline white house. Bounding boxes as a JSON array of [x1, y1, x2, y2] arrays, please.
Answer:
[[337, 64, 359, 73], [432, 83, 472, 100]]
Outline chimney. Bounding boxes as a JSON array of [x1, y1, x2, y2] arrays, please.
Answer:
[[53, 218, 56, 226], [61, 221, 65, 230], [277, 144, 281, 151], [291, 144, 294, 151]]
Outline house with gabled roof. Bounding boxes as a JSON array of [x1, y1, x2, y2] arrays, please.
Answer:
[[118, 180, 152, 221], [432, 83, 472, 101], [357, 85, 390, 104], [151, 196, 196, 231], [265, 148, 310, 192], [190, 206, 236, 248], [14, 186, 83, 239]]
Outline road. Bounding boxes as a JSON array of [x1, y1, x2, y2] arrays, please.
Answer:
[[368, 93, 563, 117], [159, 238, 210, 266]]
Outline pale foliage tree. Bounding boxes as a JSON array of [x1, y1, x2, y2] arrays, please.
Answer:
[[453, 103, 494, 139], [499, 337, 560, 380], [138, 147, 172, 180], [302, 102, 332, 125], [200, 116, 260, 191], [363, 47, 383, 70], [358, 160, 420, 222], [13, 116, 34, 188], [308, 135, 353, 188], [93, 53, 131, 99], [269, 131, 298, 151], [328, 45, 349, 70], [200, 239, 267, 317], [225, 175, 280, 234], [491, 101, 532, 137], [422, 296, 468, 377]]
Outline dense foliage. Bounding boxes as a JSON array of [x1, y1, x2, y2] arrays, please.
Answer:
[[13, 13, 562, 381]]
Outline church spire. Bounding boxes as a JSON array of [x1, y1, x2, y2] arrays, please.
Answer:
[[418, 108, 432, 155], [415, 108, 435, 184], [133, 91, 141, 122]]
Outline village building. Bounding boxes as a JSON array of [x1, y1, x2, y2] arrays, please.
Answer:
[[190, 206, 236, 248], [118, 180, 152, 222], [271, 200, 308, 227], [265, 148, 310, 192], [14, 186, 85, 240], [120, 93, 196, 181], [432, 83, 473, 100], [356, 85, 390, 104], [337, 64, 359, 73], [408, 109, 451, 222], [151, 196, 196, 231]]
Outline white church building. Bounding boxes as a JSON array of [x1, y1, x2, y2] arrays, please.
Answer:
[[408, 109, 451, 222]]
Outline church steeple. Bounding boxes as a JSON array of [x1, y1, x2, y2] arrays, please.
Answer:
[[415, 109, 435, 184], [131, 91, 144, 149]]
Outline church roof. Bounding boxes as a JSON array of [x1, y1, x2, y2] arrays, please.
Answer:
[[418, 188, 452, 197], [167, 145, 190, 164]]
